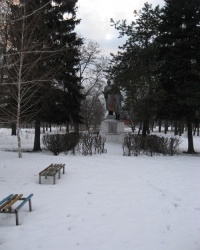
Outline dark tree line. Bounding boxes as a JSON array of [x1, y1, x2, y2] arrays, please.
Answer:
[[156, 0, 200, 153], [0, 0, 84, 157], [109, 0, 200, 153]]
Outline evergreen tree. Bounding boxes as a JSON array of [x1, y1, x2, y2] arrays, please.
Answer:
[[156, 0, 200, 153], [41, 0, 83, 124], [33, 0, 84, 150], [110, 3, 161, 136], [5, 0, 83, 153]]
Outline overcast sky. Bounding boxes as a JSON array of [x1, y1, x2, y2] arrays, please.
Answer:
[[75, 0, 165, 56]]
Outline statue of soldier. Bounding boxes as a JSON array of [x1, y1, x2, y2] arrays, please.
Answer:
[[103, 80, 115, 115], [103, 79, 123, 120]]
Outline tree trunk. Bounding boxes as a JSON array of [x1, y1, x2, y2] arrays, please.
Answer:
[[74, 123, 79, 133], [85, 122, 90, 132], [174, 121, 178, 135], [33, 119, 41, 151], [66, 122, 69, 133], [16, 91, 22, 158], [151, 120, 154, 132], [16, 125, 21, 157], [42, 123, 45, 134], [49, 123, 52, 132], [158, 120, 161, 132], [11, 123, 16, 136], [138, 122, 142, 135], [142, 120, 149, 137], [187, 120, 195, 154], [16, 126, 22, 158], [193, 122, 199, 136], [178, 122, 182, 136], [164, 120, 168, 134]]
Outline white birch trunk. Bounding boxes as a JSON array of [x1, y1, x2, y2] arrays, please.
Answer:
[[17, 61, 22, 158], [16, 125, 22, 158], [16, 63, 22, 158], [16, 8, 26, 159]]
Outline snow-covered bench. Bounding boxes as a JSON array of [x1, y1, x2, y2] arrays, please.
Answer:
[[0, 194, 33, 225], [39, 163, 65, 184]]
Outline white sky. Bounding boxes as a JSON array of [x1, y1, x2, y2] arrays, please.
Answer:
[[75, 0, 165, 56]]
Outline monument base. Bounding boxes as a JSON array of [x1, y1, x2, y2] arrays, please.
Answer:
[[99, 118, 125, 143]]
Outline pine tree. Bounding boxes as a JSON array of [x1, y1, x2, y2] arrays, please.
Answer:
[[4, 0, 83, 154], [41, 0, 83, 123], [156, 0, 200, 153], [33, 0, 84, 150], [110, 3, 161, 136]]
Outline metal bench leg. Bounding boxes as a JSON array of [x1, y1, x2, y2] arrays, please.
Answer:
[[16, 211, 19, 226], [63, 166, 65, 174], [29, 199, 32, 212], [58, 170, 61, 179], [53, 175, 56, 184], [39, 175, 42, 184]]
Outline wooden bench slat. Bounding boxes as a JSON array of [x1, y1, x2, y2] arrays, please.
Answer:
[[0, 194, 34, 226], [0, 194, 13, 206], [39, 164, 59, 177], [3, 194, 23, 211], [15, 194, 33, 211], [39, 163, 65, 184], [48, 164, 64, 176], [0, 194, 18, 210], [45, 164, 59, 177], [47, 164, 62, 176], [39, 164, 53, 175]]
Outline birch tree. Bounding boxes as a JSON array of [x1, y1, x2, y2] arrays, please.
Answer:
[[0, 0, 83, 156], [0, 1, 67, 157]]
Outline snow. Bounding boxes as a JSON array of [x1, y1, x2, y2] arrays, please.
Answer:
[[0, 128, 200, 250]]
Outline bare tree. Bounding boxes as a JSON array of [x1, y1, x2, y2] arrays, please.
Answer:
[[0, 1, 65, 157], [81, 87, 105, 131], [78, 41, 108, 130]]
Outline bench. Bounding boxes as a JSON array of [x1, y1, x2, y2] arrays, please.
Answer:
[[39, 163, 65, 184], [0, 194, 33, 226]]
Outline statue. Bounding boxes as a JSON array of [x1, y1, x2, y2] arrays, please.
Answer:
[[113, 85, 123, 120], [103, 80, 123, 120], [103, 80, 114, 115]]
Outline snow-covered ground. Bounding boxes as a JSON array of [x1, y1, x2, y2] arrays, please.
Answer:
[[0, 128, 200, 250]]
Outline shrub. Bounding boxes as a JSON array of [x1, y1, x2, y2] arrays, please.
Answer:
[[43, 132, 106, 156], [43, 133, 80, 156], [123, 134, 181, 156], [77, 133, 106, 156], [63, 133, 80, 155], [43, 134, 65, 156]]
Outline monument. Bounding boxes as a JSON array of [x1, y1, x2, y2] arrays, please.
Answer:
[[100, 80, 125, 143]]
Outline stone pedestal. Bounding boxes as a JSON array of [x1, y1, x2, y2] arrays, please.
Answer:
[[100, 116, 125, 143]]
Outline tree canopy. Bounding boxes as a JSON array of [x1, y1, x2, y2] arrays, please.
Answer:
[[155, 0, 200, 152], [109, 3, 162, 135], [0, 0, 84, 155], [109, 0, 200, 152]]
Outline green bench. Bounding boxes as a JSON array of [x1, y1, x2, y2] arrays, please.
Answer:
[[39, 163, 65, 184], [0, 194, 33, 225]]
